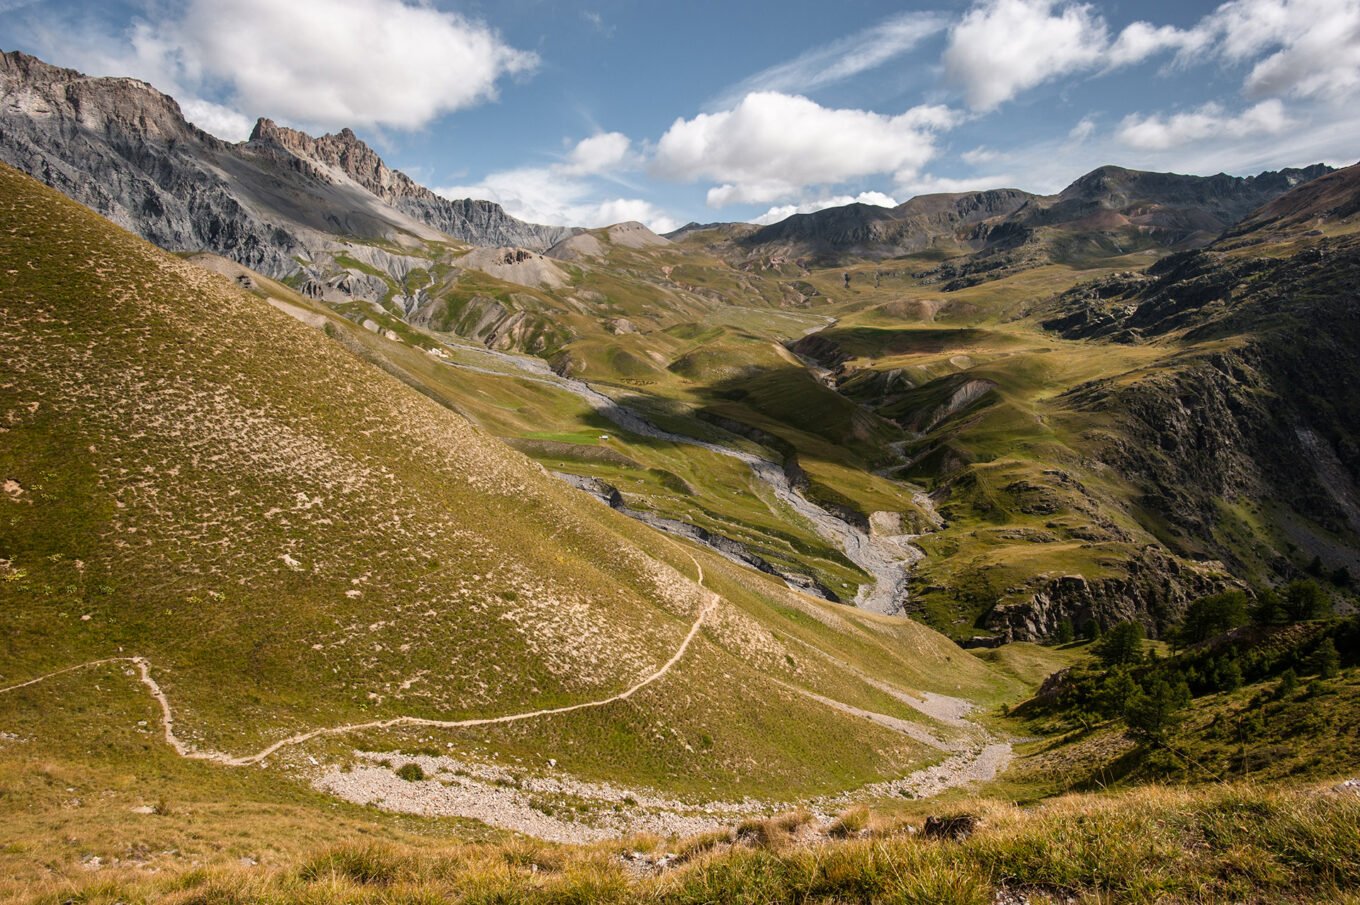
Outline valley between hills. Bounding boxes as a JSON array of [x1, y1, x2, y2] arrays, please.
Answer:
[[1, 48, 1359, 905]]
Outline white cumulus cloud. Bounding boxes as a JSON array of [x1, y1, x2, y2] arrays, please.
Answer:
[[1116, 99, 1294, 150], [18, 0, 536, 136], [187, 0, 536, 130], [752, 192, 900, 226], [563, 132, 636, 175], [653, 92, 957, 207], [436, 133, 677, 233], [943, 0, 1109, 110], [944, 0, 1202, 110], [1220, 0, 1360, 102]]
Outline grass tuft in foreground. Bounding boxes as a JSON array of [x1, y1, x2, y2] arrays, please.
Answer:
[[12, 783, 1358, 904]]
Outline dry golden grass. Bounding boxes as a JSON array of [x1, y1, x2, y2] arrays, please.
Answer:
[[3, 782, 1356, 904]]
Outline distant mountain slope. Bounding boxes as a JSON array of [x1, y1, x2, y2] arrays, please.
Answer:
[[0, 51, 572, 281], [1007, 164, 1334, 250], [734, 165, 1331, 269], [982, 163, 1360, 636], [741, 190, 1035, 262], [1223, 161, 1360, 240], [766, 164, 1359, 642]]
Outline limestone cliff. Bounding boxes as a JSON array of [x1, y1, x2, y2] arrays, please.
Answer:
[[0, 51, 571, 282]]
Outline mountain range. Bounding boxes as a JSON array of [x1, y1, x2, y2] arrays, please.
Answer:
[[4, 49, 1357, 645], [1, 44, 1359, 899], [730, 164, 1333, 273], [0, 51, 573, 281]]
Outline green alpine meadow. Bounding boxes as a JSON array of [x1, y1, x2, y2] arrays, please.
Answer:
[[1, 1, 1358, 900]]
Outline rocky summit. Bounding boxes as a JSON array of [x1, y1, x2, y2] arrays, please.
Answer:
[[0, 51, 572, 282]]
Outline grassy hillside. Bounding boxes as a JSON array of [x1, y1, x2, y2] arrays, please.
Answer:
[[0, 160, 1051, 873]]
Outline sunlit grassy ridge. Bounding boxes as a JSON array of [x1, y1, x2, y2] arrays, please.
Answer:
[[0, 162, 1029, 818]]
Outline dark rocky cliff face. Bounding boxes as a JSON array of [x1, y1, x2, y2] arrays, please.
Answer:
[[999, 231, 1360, 640], [984, 548, 1232, 641], [0, 51, 572, 280], [0, 52, 306, 276]]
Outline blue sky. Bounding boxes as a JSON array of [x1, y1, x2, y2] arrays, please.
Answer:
[[4, 0, 1359, 230]]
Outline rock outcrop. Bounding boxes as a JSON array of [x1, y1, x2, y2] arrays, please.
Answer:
[[985, 549, 1234, 641], [247, 118, 574, 250], [0, 51, 572, 283]]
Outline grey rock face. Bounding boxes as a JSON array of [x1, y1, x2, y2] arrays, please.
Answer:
[[247, 118, 574, 250], [985, 549, 1233, 642], [0, 51, 304, 277], [0, 51, 572, 282]]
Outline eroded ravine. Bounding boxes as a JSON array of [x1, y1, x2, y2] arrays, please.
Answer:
[[432, 337, 926, 614]]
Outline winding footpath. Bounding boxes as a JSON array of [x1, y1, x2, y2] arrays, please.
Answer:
[[432, 337, 920, 614], [1, 550, 1010, 835], [0, 558, 717, 768]]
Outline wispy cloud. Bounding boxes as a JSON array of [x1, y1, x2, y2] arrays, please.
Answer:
[[708, 10, 948, 110], [436, 132, 678, 232], [580, 10, 614, 37], [0, 0, 45, 13]]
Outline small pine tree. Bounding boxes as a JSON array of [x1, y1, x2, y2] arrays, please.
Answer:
[[1284, 580, 1329, 622], [1124, 677, 1191, 742], [1085, 620, 1104, 641], [1219, 657, 1243, 692], [1178, 591, 1249, 646], [1307, 638, 1341, 679], [1307, 555, 1325, 577], [1055, 618, 1075, 644], [1251, 588, 1284, 626], [1098, 621, 1145, 666], [1332, 566, 1352, 588], [1096, 668, 1140, 718], [1276, 668, 1300, 698]]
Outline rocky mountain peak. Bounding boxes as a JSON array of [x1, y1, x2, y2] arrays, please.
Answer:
[[606, 220, 670, 248], [247, 116, 416, 203], [1223, 161, 1360, 239], [1, 49, 206, 145]]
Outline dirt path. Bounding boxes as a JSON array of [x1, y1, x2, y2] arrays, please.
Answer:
[[2, 551, 1009, 837], [774, 681, 960, 752], [0, 558, 716, 768], [316, 674, 1013, 842]]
